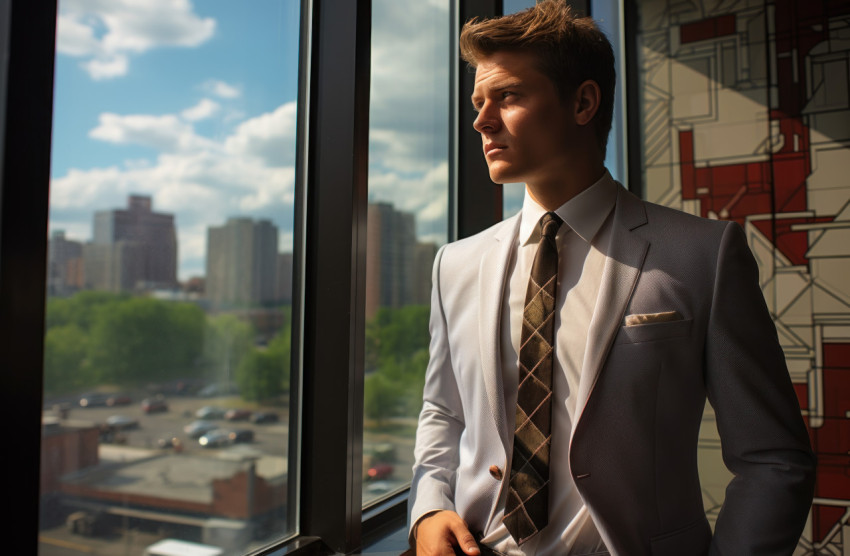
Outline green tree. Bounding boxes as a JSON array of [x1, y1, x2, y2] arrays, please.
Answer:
[[364, 372, 405, 426], [363, 305, 431, 422], [203, 314, 255, 383], [43, 324, 90, 394], [87, 297, 205, 385], [236, 325, 291, 401]]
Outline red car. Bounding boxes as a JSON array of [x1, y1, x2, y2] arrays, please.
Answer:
[[106, 394, 132, 406], [141, 398, 168, 414], [224, 408, 252, 421], [366, 463, 394, 480]]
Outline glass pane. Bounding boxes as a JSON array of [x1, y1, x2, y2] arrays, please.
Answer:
[[40, 2, 301, 554], [363, 0, 450, 506]]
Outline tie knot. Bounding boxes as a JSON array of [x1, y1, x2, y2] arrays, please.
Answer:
[[540, 212, 561, 239]]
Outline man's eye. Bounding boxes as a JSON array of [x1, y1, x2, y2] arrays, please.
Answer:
[[501, 91, 514, 99]]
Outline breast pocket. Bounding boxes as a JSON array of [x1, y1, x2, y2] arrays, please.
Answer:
[[614, 318, 692, 345]]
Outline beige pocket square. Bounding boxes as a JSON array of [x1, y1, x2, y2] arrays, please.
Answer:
[[624, 311, 683, 327]]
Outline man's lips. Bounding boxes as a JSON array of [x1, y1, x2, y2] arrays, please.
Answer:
[[484, 143, 507, 157]]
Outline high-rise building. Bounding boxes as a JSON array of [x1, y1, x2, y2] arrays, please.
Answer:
[[365, 202, 435, 320], [206, 218, 279, 308], [86, 195, 178, 292], [46, 230, 84, 296]]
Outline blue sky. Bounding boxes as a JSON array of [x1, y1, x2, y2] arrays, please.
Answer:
[[50, 0, 454, 280]]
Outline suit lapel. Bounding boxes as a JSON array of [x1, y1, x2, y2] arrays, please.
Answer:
[[573, 188, 649, 434], [478, 214, 521, 451]]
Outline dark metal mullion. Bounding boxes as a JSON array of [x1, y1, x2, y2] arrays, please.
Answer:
[[623, 0, 643, 198], [0, 0, 58, 553], [456, 0, 503, 239], [288, 0, 315, 542], [299, 0, 371, 553]]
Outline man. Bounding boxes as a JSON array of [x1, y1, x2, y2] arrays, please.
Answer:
[[408, 2, 816, 555]]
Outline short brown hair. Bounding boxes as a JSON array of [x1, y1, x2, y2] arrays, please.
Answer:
[[460, 0, 615, 157]]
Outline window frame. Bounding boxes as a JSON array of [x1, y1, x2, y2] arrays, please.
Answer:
[[0, 0, 56, 553]]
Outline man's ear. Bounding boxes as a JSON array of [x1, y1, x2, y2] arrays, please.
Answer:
[[573, 80, 601, 126]]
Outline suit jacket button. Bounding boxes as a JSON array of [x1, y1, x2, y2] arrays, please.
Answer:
[[489, 465, 503, 480]]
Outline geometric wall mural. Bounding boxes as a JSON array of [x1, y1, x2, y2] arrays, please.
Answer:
[[636, 1, 850, 552]]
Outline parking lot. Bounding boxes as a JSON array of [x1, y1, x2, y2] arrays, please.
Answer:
[[48, 393, 289, 457]]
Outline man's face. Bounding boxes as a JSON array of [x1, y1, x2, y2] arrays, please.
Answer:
[[471, 50, 577, 189]]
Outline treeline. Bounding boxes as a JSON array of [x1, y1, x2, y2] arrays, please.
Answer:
[[44, 291, 291, 402], [364, 304, 431, 424], [44, 292, 431, 416]]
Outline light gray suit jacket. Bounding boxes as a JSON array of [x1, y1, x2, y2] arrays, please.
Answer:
[[409, 185, 815, 555]]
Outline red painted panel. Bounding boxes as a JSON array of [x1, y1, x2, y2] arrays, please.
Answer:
[[680, 14, 736, 44], [679, 131, 695, 199], [824, 344, 850, 368], [814, 419, 850, 456], [774, 233, 808, 266], [821, 347, 850, 420]]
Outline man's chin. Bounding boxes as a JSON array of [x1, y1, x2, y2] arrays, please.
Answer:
[[487, 168, 516, 185]]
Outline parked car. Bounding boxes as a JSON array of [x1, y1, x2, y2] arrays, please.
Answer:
[[142, 397, 168, 414], [251, 411, 279, 424], [106, 394, 132, 406], [196, 406, 226, 419], [224, 408, 252, 421], [365, 463, 394, 480], [184, 420, 218, 438], [157, 435, 181, 449], [78, 392, 111, 408], [198, 429, 231, 448], [228, 429, 254, 443], [106, 415, 138, 430]]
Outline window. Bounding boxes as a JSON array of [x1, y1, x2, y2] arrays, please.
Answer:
[[363, 0, 451, 507], [39, 2, 301, 554]]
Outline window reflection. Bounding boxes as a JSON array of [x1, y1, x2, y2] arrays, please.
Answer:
[[363, 0, 450, 506], [40, 1, 300, 554]]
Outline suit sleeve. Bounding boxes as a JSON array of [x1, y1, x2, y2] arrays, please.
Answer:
[[705, 222, 816, 554], [407, 244, 466, 540]]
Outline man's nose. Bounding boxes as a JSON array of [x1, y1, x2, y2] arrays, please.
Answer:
[[473, 103, 500, 134]]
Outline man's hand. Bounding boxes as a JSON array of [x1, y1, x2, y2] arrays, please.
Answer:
[[415, 510, 480, 556]]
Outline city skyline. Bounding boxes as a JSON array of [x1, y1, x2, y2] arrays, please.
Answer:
[[49, 195, 435, 312]]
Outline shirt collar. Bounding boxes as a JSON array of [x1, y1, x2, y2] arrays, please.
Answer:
[[519, 170, 618, 246]]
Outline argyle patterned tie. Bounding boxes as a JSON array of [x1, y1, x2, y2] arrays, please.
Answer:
[[503, 211, 562, 545]]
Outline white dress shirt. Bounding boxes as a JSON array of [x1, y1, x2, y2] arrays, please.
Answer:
[[483, 171, 618, 556]]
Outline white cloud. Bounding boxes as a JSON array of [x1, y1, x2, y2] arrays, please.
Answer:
[[89, 112, 219, 153], [181, 98, 221, 121], [225, 102, 297, 167], [203, 80, 242, 99], [56, 0, 216, 79], [82, 54, 129, 80], [56, 14, 100, 56]]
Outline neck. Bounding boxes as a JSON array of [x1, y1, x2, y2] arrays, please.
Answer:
[[526, 160, 606, 211]]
